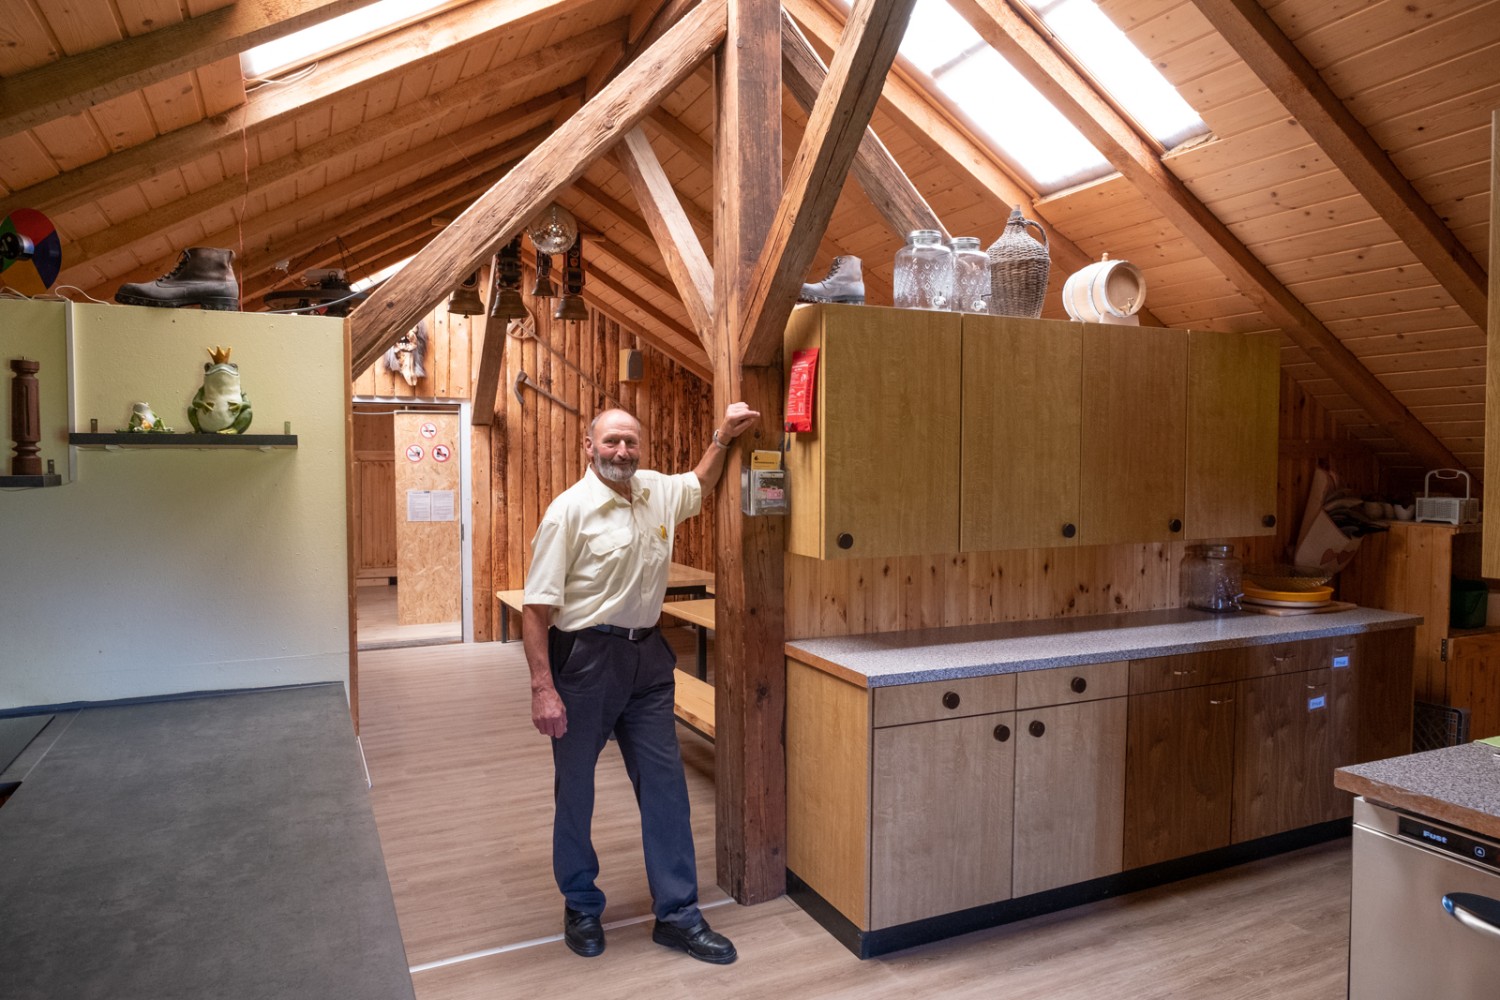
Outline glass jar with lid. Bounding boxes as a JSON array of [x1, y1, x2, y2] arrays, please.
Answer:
[[1180, 542, 1243, 612], [893, 229, 953, 311], [950, 236, 989, 313]]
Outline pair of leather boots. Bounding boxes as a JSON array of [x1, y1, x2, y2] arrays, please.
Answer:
[[115, 247, 240, 311]]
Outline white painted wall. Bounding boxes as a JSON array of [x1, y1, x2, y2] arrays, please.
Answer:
[[0, 302, 350, 710]]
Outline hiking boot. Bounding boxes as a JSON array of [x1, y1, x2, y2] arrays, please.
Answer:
[[798, 255, 864, 305], [115, 248, 240, 311]]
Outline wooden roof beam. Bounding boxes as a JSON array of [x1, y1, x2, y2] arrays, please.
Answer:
[[780, 10, 946, 241], [0, 3, 615, 223], [737, 0, 920, 367], [1191, 0, 1488, 331], [584, 0, 700, 96], [612, 128, 716, 340], [346, 0, 729, 377], [0, 0, 388, 140], [581, 266, 710, 377], [949, 0, 1463, 473]]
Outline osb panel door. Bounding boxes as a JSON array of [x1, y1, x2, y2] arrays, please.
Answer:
[[394, 412, 461, 626]]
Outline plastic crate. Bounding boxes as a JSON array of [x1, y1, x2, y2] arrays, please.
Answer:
[[1413, 701, 1470, 752], [1415, 469, 1480, 525]]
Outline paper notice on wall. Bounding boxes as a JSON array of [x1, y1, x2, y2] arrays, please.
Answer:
[[405, 489, 456, 522]]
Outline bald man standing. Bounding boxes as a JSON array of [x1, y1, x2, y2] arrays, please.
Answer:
[[522, 402, 758, 964]]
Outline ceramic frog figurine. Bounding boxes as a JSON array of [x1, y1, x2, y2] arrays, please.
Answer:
[[189, 345, 253, 434]]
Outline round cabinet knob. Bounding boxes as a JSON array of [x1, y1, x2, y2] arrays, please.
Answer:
[[836, 532, 854, 549], [1262, 514, 1277, 528], [1061, 523, 1077, 539], [1029, 720, 1046, 738], [993, 724, 1011, 742], [1169, 518, 1183, 533], [1070, 676, 1088, 694], [942, 691, 961, 710]]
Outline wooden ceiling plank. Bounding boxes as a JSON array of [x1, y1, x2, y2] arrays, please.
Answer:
[[780, 9, 945, 242], [61, 95, 562, 279], [0, 3, 617, 223], [952, 0, 1465, 474], [346, 0, 728, 377], [0, 0, 387, 141], [736, 0, 919, 367], [612, 127, 715, 340], [1191, 0, 1488, 331]]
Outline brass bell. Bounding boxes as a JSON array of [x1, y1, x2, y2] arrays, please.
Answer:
[[552, 240, 588, 322], [447, 270, 485, 315], [529, 248, 556, 299], [489, 237, 529, 320]]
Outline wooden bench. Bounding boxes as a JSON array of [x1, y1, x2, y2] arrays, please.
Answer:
[[672, 669, 715, 742], [496, 589, 526, 642], [658, 598, 715, 679]]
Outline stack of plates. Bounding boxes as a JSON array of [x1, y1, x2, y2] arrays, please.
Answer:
[[1242, 581, 1335, 609]]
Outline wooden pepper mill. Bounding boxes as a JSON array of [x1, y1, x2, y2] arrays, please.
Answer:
[[9, 357, 42, 476]]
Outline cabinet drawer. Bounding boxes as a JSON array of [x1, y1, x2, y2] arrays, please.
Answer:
[[1248, 638, 1350, 677], [1129, 649, 1245, 694], [873, 673, 1017, 728], [1016, 661, 1128, 709]]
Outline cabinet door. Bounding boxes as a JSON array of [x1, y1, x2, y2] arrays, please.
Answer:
[[1079, 324, 1186, 544], [960, 315, 1082, 550], [784, 304, 962, 559], [1183, 331, 1278, 539], [1232, 668, 1337, 842], [871, 712, 1015, 928], [1124, 683, 1236, 869], [1013, 698, 1126, 896]]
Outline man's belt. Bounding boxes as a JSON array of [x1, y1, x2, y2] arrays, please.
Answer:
[[591, 624, 657, 641]]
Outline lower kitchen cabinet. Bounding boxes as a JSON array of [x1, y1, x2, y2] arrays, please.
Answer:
[[1123, 682, 1236, 869], [1013, 696, 1126, 896], [871, 712, 1015, 927], [1232, 668, 1340, 842]]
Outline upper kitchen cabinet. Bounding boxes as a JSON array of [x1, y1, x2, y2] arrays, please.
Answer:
[[1184, 332, 1279, 539], [1079, 325, 1187, 545], [784, 304, 962, 560], [961, 317, 1082, 551]]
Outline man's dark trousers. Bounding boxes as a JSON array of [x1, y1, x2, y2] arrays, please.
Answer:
[[547, 627, 701, 928]]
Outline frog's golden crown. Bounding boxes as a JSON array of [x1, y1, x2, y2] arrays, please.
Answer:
[[207, 345, 233, 365]]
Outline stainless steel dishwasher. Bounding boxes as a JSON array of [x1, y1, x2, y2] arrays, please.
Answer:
[[1349, 796, 1500, 999]]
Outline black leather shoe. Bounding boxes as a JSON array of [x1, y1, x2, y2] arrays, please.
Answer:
[[652, 918, 737, 964], [563, 907, 605, 957]]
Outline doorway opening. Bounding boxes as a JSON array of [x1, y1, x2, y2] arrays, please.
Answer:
[[353, 401, 472, 650]]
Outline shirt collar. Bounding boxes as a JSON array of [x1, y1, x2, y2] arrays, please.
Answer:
[[583, 465, 649, 508]]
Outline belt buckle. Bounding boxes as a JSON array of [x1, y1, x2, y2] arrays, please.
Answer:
[[626, 626, 649, 640]]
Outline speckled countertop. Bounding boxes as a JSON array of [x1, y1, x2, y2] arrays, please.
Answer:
[[1337, 742, 1500, 840], [784, 606, 1421, 687]]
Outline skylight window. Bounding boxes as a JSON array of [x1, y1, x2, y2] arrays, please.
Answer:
[[829, 0, 1207, 193], [1020, 0, 1206, 150], [242, 0, 452, 79]]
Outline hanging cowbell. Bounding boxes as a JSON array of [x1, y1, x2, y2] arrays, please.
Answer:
[[553, 240, 589, 322], [447, 270, 485, 315], [488, 236, 529, 321]]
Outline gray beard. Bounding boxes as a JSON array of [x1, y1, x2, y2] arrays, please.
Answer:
[[595, 455, 637, 483]]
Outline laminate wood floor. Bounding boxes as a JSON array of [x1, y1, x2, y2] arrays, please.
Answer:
[[359, 638, 1354, 1000], [357, 582, 461, 649]]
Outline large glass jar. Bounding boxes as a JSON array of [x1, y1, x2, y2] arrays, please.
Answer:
[[893, 229, 953, 311], [950, 236, 989, 313], [1180, 543, 1243, 613]]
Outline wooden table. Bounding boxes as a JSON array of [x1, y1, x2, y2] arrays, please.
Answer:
[[497, 563, 712, 643], [659, 598, 715, 680]]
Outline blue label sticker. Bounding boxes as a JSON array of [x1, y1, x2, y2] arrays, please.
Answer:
[[1332, 655, 1350, 669], [1308, 695, 1327, 711]]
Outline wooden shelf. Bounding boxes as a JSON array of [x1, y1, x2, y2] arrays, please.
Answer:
[[0, 473, 63, 488], [69, 433, 297, 451]]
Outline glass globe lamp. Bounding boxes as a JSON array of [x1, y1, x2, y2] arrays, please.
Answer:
[[526, 203, 579, 255]]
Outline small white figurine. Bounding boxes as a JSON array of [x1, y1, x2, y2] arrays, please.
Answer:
[[124, 401, 171, 433]]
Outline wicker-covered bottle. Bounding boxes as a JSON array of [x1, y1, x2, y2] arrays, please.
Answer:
[[986, 206, 1050, 318]]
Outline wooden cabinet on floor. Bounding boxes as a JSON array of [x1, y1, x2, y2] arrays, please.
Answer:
[[1012, 684, 1127, 895], [1232, 668, 1340, 842], [871, 711, 1016, 927]]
